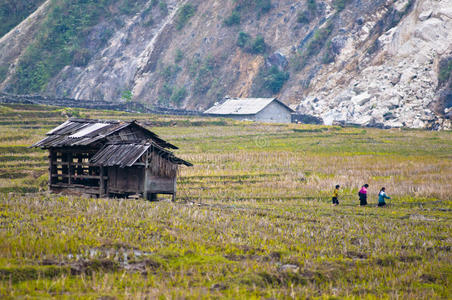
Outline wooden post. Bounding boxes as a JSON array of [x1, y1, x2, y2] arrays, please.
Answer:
[[172, 177, 177, 202], [144, 150, 149, 200], [62, 152, 68, 184], [68, 153, 72, 185], [99, 166, 105, 197], [48, 150, 55, 190]]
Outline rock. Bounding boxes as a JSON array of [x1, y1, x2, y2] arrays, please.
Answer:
[[367, 119, 388, 129], [419, 9, 433, 21], [265, 52, 288, 70], [390, 73, 401, 85], [279, 264, 299, 272], [388, 96, 401, 108], [351, 92, 372, 106], [322, 110, 347, 125], [292, 113, 323, 124], [331, 35, 347, 55], [394, 0, 411, 12]]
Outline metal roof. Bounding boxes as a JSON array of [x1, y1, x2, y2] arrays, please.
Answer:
[[204, 98, 294, 115], [90, 142, 192, 168], [32, 118, 177, 149]]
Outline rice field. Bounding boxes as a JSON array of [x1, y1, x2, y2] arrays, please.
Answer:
[[0, 103, 451, 298]]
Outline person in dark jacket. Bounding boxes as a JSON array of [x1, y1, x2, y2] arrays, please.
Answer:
[[358, 184, 369, 206], [332, 185, 340, 205], [378, 187, 391, 207]]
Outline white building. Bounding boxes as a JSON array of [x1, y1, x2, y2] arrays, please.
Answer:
[[204, 97, 294, 124]]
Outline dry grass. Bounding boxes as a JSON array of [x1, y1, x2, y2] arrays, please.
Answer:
[[0, 103, 451, 298]]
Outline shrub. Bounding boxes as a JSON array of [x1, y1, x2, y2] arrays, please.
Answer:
[[159, 1, 168, 15], [176, 4, 196, 30], [224, 10, 241, 26], [160, 64, 181, 81], [260, 66, 289, 93], [438, 57, 452, 86], [333, 0, 350, 12], [250, 35, 267, 54], [121, 90, 133, 102], [234, 0, 272, 14], [256, 0, 272, 13], [237, 32, 251, 48], [307, 0, 317, 12], [297, 10, 310, 24], [237, 33, 267, 54], [305, 21, 334, 57]]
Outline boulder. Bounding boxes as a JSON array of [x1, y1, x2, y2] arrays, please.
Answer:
[[265, 52, 288, 70], [351, 92, 372, 106], [419, 9, 433, 21]]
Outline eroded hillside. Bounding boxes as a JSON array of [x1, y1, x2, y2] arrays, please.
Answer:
[[0, 0, 451, 128]]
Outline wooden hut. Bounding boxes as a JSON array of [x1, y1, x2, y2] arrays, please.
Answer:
[[32, 118, 192, 200]]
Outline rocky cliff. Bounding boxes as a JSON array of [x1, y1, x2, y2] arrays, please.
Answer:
[[0, 0, 450, 129]]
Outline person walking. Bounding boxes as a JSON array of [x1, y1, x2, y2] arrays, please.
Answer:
[[378, 187, 391, 207], [332, 185, 340, 205], [358, 184, 369, 206]]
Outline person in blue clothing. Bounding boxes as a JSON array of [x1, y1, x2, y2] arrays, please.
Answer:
[[378, 187, 391, 207]]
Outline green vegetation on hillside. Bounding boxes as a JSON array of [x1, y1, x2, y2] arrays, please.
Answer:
[[176, 4, 196, 30], [306, 21, 334, 58], [0, 0, 45, 38], [256, 66, 289, 94], [8, 0, 146, 94], [297, 0, 317, 24], [333, 0, 351, 12], [0, 103, 451, 298], [224, 10, 241, 26], [438, 57, 452, 87], [291, 19, 335, 72], [225, 0, 272, 26], [234, 0, 272, 14], [237, 32, 267, 54]]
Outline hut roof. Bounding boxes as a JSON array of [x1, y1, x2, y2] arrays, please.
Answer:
[[204, 98, 294, 115], [90, 142, 192, 168], [32, 118, 177, 149]]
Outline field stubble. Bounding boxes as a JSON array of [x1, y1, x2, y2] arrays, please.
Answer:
[[0, 104, 450, 298]]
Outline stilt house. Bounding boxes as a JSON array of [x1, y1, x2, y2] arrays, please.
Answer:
[[32, 118, 192, 200]]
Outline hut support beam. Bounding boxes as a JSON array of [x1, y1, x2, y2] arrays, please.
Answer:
[[68, 153, 72, 185], [144, 151, 150, 200], [99, 166, 105, 197], [48, 150, 56, 190]]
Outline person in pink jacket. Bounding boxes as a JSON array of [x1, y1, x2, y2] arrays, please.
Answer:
[[358, 184, 369, 206]]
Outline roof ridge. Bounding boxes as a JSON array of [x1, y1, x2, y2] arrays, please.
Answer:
[[68, 118, 122, 124]]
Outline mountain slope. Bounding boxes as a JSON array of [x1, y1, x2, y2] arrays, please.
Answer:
[[0, 0, 450, 129]]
